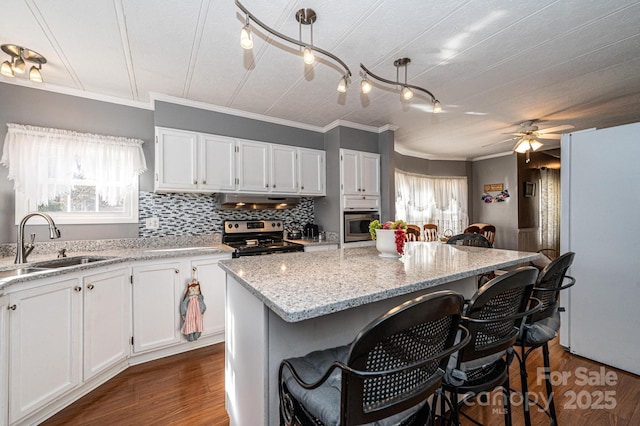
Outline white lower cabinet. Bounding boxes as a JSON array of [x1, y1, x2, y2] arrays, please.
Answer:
[[8, 278, 83, 425], [83, 268, 131, 381], [1, 295, 8, 426], [132, 261, 183, 353], [191, 257, 226, 339]]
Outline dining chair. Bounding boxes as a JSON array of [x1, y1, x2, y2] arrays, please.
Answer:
[[446, 233, 492, 248], [463, 225, 480, 234], [278, 291, 470, 426], [406, 224, 421, 241], [423, 224, 438, 241], [515, 252, 576, 426], [479, 224, 496, 245], [437, 267, 540, 426]]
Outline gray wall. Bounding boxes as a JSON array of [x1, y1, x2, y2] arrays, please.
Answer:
[[471, 154, 518, 249], [379, 131, 396, 222], [0, 83, 154, 243], [314, 127, 341, 234]]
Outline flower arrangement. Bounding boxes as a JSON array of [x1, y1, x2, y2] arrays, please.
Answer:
[[369, 220, 408, 255]]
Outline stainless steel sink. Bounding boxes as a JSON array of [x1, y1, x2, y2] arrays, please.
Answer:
[[0, 267, 52, 279], [33, 256, 115, 268]]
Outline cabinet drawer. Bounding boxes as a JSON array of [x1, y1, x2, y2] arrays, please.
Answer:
[[343, 195, 380, 210]]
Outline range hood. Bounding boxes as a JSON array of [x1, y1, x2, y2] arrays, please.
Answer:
[[219, 194, 300, 210]]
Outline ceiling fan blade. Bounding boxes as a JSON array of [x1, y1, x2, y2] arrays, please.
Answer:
[[537, 124, 575, 134], [536, 133, 562, 140]]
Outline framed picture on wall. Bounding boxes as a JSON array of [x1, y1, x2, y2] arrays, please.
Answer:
[[523, 181, 536, 197]]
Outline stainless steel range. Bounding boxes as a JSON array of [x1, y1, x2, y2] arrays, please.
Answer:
[[222, 220, 304, 258]]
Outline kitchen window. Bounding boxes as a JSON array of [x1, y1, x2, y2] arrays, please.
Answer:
[[3, 123, 146, 224], [395, 170, 469, 234]]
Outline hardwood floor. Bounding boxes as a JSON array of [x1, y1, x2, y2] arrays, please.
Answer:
[[42, 339, 639, 426]]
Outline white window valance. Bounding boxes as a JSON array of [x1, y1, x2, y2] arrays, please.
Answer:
[[1, 123, 147, 206]]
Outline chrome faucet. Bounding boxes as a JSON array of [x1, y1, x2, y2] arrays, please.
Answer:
[[15, 212, 61, 264]]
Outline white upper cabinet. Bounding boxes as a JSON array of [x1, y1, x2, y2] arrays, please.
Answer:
[[271, 145, 298, 193], [155, 128, 237, 193], [299, 148, 325, 195], [155, 128, 198, 192], [340, 149, 380, 196], [155, 127, 325, 196], [237, 139, 270, 193], [200, 134, 236, 191]]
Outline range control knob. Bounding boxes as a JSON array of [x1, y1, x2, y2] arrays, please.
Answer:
[[227, 223, 233, 229], [277, 223, 281, 227], [272, 223, 276, 227], [234, 223, 239, 228]]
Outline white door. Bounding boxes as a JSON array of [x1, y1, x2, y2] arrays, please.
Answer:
[[341, 149, 360, 195], [83, 268, 131, 381], [271, 145, 298, 193], [360, 152, 380, 196], [0, 295, 8, 426], [9, 279, 82, 424], [155, 128, 198, 191], [200, 134, 236, 192], [299, 149, 325, 195], [132, 262, 182, 353], [237, 140, 270, 192], [191, 257, 227, 339]]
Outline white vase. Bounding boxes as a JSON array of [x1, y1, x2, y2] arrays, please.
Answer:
[[375, 229, 402, 258]]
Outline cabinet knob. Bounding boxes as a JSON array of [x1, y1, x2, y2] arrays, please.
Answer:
[[193, 180, 197, 184], [203, 180, 206, 184], [8, 304, 16, 311], [87, 284, 95, 290], [265, 184, 269, 188], [175, 269, 180, 274], [301, 186, 304, 190], [362, 196, 366, 200], [74, 286, 82, 292], [273, 184, 276, 188]]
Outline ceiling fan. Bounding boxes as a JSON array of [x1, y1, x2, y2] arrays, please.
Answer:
[[484, 120, 575, 153], [508, 121, 574, 153]]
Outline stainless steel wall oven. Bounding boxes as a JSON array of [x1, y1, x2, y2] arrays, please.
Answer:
[[343, 211, 379, 243]]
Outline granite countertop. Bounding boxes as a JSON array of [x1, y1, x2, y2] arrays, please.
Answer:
[[218, 242, 540, 323], [0, 243, 233, 291], [284, 237, 339, 246]]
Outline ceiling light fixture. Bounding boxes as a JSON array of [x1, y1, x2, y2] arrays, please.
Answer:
[[1, 44, 47, 82], [514, 136, 544, 163], [360, 57, 441, 112], [235, 0, 351, 93]]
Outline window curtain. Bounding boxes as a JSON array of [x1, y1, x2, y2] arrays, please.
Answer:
[[395, 170, 469, 234], [1, 123, 147, 206], [539, 167, 561, 254]]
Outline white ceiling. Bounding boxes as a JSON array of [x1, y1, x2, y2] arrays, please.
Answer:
[[2, 0, 640, 160]]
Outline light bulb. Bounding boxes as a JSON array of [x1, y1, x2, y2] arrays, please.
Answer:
[[1, 60, 14, 77], [361, 78, 372, 94], [530, 140, 543, 151], [337, 76, 347, 93], [29, 65, 43, 83], [13, 57, 25, 74], [514, 140, 531, 153], [240, 25, 253, 49], [303, 47, 314, 65], [401, 86, 413, 100], [433, 100, 442, 113]]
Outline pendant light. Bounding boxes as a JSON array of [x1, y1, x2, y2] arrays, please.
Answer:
[[235, 1, 351, 94], [360, 58, 441, 112]]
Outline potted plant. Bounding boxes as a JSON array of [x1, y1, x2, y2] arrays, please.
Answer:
[[369, 220, 407, 257]]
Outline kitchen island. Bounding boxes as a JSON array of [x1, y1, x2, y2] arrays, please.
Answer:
[[218, 242, 539, 426]]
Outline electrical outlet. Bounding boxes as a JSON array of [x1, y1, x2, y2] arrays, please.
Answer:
[[145, 217, 160, 229]]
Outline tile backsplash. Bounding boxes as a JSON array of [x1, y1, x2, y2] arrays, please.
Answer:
[[138, 191, 315, 237]]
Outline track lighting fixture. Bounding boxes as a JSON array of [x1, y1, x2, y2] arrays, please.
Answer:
[[360, 58, 441, 112], [235, 0, 351, 93], [1, 44, 46, 82]]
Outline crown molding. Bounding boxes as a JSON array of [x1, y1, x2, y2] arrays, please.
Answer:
[[323, 119, 398, 134], [0, 79, 153, 110], [394, 144, 468, 161]]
